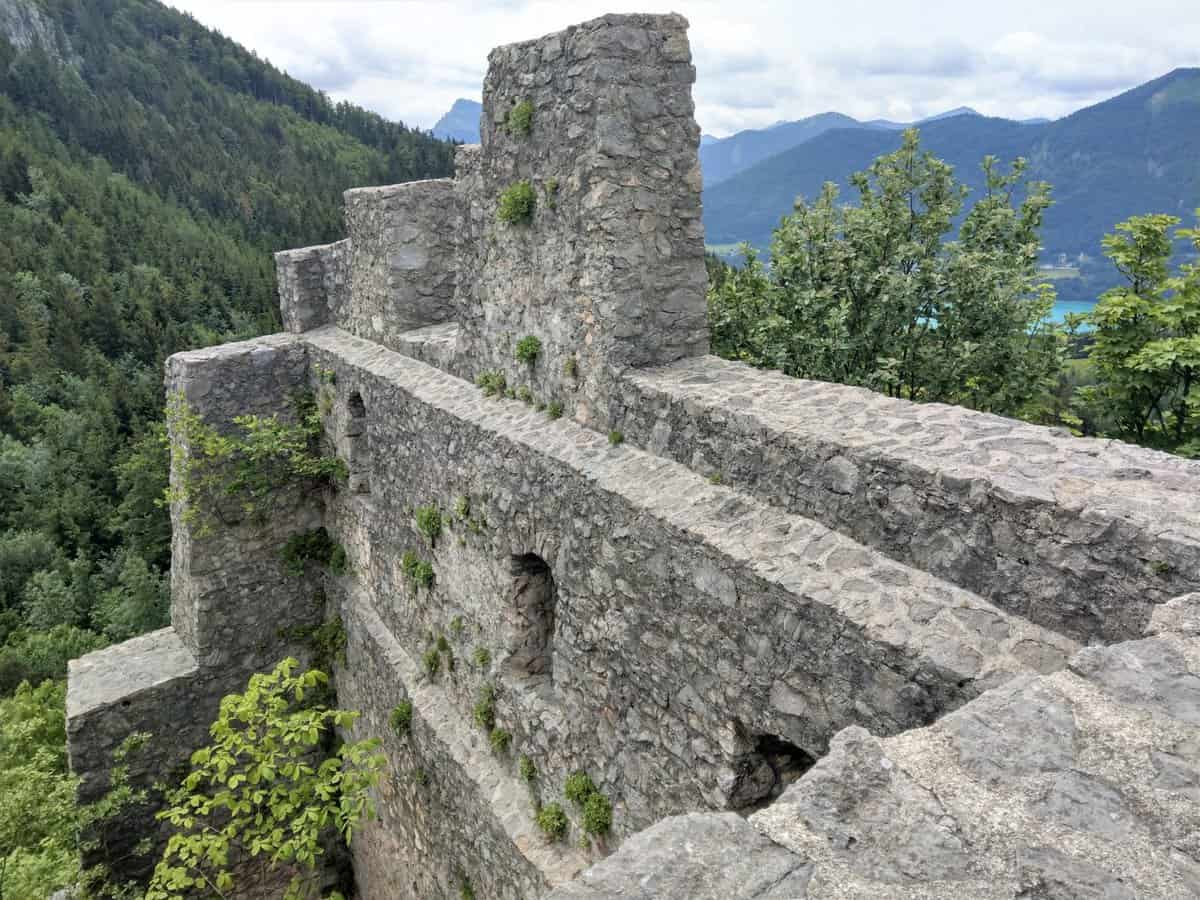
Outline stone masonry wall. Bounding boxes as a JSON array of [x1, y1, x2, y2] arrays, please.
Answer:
[[550, 594, 1200, 899], [67, 334, 333, 884], [66, 13, 1200, 900], [340, 180, 457, 345], [299, 326, 1074, 888], [453, 14, 708, 427], [618, 357, 1200, 643]]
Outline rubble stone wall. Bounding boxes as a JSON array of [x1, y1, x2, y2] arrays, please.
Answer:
[[65, 13, 1200, 900]]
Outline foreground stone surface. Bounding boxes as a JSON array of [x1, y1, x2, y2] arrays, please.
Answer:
[[550, 598, 1200, 899]]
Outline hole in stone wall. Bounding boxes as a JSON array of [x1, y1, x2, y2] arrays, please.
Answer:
[[345, 391, 371, 494], [726, 728, 816, 813], [504, 553, 556, 683]]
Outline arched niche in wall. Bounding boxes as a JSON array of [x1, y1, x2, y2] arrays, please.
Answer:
[[503, 552, 556, 684], [345, 390, 371, 494]]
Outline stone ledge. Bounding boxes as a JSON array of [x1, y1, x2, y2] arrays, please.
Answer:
[[621, 355, 1200, 642], [545, 812, 813, 899], [66, 627, 198, 721]]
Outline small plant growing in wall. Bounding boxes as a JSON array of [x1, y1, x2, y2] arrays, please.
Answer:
[[536, 802, 568, 842], [314, 365, 336, 385], [402, 551, 435, 589], [497, 180, 536, 225], [546, 401, 563, 420], [473, 683, 496, 731], [460, 878, 476, 900], [515, 335, 542, 365], [519, 755, 537, 782], [608, 430, 624, 446], [390, 701, 413, 738], [564, 769, 613, 836], [476, 370, 507, 398], [517, 385, 534, 404], [563, 355, 578, 379], [423, 646, 441, 679], [581, 793, 613, 836], [543, 177, 559, 209], [506, 99, 534, 136], [415, 504, 443, 546], [489, 728, 512, 754], [564, 771, 597, 806], [473, 647, 491, 669], [450, 616, 464, 637], [454, 495, 471, 520]]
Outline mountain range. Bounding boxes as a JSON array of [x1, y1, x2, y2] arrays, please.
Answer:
[[702, 69, 1200, 274]]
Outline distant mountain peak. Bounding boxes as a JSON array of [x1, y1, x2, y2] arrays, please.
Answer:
[[916, 106, 981, 123], [432, 98, 482, 143]]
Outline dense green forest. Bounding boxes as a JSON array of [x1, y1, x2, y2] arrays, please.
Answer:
[[0, 0, 453, 893], [0, 0, 453, 690], [0, 0, 457, 885]]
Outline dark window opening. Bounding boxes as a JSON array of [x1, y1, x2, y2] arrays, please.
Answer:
[[726, 728, 816, 812], [505, 553, 556, 682], [345, 391, 370, 494]]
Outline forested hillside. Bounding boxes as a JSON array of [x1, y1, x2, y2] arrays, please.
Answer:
[[0, 0, 454, 694]]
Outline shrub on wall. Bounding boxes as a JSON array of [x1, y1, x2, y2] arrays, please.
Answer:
[[497, 181, 536, 225], [536, 802, 568, 842], [515, 335, 541, 365], [506, 100, 534, 136]]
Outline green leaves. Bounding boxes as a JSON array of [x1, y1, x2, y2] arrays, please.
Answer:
[[165, 392, 348, 538], [147, 658, 384, 900], [709, 131, 1071, 423], [1083, 211, 1200, 452]]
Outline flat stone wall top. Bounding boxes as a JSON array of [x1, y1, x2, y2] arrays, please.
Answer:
[[621, 355, 1200, 641], [66, 627, 197, 721]]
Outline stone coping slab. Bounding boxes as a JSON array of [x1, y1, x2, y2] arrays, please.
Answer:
[[622, 355, 1200, 641], [67, 627, 198, 720]]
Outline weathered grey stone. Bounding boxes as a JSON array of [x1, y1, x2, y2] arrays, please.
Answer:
[[66, 12, 1200, 900], [546, 813, 813, 899], [619, 356, 1200, 642], [453, 13, 708, 428], [340, 180, 457, 343]]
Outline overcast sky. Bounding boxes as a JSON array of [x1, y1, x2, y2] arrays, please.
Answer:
[[165, 1, 1199, 137]]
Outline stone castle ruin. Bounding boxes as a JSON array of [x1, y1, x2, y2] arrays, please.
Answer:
[[67, 14, 1200, 899]]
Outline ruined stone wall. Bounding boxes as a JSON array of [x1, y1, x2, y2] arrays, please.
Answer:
[[65, 12, 1200, 900], [549, 594, 1200, 900], [453, 13, 708, 427], [68, 335, 332, 884], [617, 358, 1200, 643]]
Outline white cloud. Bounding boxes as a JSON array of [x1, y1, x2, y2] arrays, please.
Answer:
[[166, 0, 1200, 136]]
